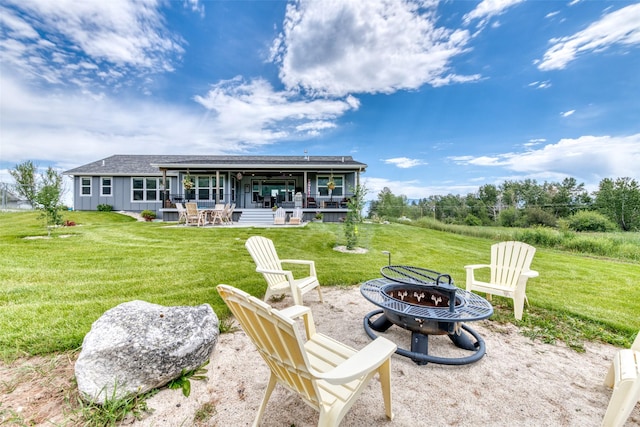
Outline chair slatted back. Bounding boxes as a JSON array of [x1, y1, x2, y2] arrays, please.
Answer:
[[490, 241, 536, 289], [185, 202, 198, 216], [245, 236, 286, 288], [217, 285, 320, 406]]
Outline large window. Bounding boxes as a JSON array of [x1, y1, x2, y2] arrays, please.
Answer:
[[318, 175, 343, 197], [81, 177, 91, 196], [185, 175, 224, 201], [132, 177, 167, 202], [101, 177, 112, 196]]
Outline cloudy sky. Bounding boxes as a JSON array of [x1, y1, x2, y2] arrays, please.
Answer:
[[1, 0, 639, 200]]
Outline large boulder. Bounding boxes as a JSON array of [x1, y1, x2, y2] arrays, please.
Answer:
[[75, 300, 218, 404]]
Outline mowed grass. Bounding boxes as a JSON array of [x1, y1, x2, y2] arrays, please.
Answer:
[[0, 211, 639, 360]]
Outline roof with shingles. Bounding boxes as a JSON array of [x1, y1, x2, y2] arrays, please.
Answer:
[[64, 155, 367, 175]]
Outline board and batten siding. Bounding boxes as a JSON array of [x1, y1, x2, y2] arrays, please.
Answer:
[[72, 176, 169, 212]]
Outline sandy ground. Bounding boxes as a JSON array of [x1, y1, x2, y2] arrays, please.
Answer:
[[2, 285, 638, 426]]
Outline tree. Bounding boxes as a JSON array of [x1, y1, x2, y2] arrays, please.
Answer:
[[594, 177, 640, 231], [370, 187, 406, 220], [344, 184, 367, 249], [9, 160, 37, 206], [478, 184, 499, 221], [10, 162, 65, 230]]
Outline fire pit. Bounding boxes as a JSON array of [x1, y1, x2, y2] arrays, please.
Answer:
[[361, 265, 493, 365]]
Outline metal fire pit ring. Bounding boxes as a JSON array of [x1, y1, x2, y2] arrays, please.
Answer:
[[361, 274, 493, 365]]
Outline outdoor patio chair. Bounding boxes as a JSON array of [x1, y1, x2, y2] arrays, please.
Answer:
[[273, 207, 286, 225], [245, 235, 323, 305], [184, 202, 202, 226], [288, 207, 303, 225], [464, 241, 539, 320], [602, 331, 640, 427], [216, 284, 396, 427], [175, 202, 187, 224], [225, 203, 235, 223], [307, 197, 317, 208]]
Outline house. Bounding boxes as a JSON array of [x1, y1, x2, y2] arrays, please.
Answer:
[[63, 155, 367, 222]]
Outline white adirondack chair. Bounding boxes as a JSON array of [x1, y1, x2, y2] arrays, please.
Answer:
[[602, 331, 640, 427], [245, 235, 323, 305], [216, 284, 397, 427], [464, 241, 539, 320], [288, 207, 303, 225], [273, 207, 286, 225], [175, 202, 187, 224]]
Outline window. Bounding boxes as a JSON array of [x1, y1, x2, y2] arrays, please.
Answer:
[[188, 175, 224, 201], [318, 175, 343, 197], [81, 177, 91, 196], [132, 177, 166, 202], [101, 177, 112, 196]]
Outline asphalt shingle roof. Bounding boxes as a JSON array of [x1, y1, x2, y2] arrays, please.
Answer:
[[64, 155, 367, 175]]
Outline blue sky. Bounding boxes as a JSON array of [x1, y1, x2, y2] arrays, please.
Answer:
[[1, 0, 639, 201]]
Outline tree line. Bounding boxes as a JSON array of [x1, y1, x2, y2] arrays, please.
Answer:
[[368, 177, 640, 232]]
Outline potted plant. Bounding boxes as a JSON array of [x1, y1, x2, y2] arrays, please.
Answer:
[[314, 212, 323, 222], [141, 210, 157, 221], [327, 176, 336, 191], [182, 174, 194, 190]]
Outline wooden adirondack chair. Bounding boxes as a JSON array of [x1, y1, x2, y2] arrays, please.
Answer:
[[288, 207, 303, 225], [245, 236, 323, 305], [216, 284, 397, 427], [464, 241, 539, 320], [602, 331, 640, 427], [273, 207, 286, 225]]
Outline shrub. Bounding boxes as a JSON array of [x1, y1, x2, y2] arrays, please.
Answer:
[[521, 208, 557, 228], [140, 210, 156, 221], [498, 208, 519, 227], [562, 235, 615, 256], [514, 226, 563, 247], [97, 204, 113, 212], [566, 211, 618, 232], [463, 214, 482, 226]]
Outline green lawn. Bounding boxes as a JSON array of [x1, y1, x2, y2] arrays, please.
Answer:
[[1, 211, 639, 360]]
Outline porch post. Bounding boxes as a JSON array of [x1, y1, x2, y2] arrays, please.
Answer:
[[303, 171, 308, 207], [216, 170, 220, 203]]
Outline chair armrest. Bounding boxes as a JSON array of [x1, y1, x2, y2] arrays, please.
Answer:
[[279, 305, 316, 337], [279, 305, 311, 319], [317, 337, 397, 385], [280, 259, 316, 276], [521, 270, 539, 279], [280, 259, 314, 266], [256, 267, 291, 276], [464, 264, 490, 271]]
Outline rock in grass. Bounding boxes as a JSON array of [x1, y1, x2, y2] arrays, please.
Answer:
[[75, 300, 218, 404]]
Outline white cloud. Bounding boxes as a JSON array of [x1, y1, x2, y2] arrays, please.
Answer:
[[193, 77, 358, 144], [362, 177, 477, 200], [450, 134, 640, 186], [270, 0, 477, 97], [0, 0, 188, 90], [561, 109, 575, 117], [0, 71, 360, 170], [528, 80, 551, 89], [537, 3, 640, 71], [463, 0, 525, 28], [383, 157, 427, 168]]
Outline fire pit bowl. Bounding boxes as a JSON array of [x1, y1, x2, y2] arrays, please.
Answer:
[[361, 266, 493, 365]]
